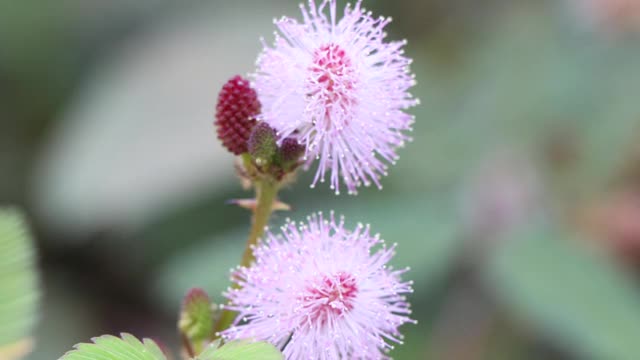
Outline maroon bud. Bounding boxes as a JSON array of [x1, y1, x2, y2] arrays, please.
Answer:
[[279, 137, 305, 164], [214, 76, 261, 155]]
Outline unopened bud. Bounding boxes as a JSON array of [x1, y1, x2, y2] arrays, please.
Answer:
[[279, 137, 305, 165], [248, 122, 278, 166], [214, 76, 261, 155], [178, 288, 214, 342]]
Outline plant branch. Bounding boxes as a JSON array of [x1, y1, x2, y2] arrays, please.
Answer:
[[212, 177, 279, 338]]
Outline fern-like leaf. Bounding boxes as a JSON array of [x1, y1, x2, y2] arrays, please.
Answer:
[[0, 208, 39, 360], [60, 333, 167, 360], [197, 339, 283, 360]]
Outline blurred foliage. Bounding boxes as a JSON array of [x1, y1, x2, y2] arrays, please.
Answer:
[[487, 223, 640, 360], [0, 209, 38, 359]]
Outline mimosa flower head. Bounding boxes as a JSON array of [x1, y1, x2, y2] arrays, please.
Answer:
[[222, 212, 414, 359], [254, 0, 418, 194]]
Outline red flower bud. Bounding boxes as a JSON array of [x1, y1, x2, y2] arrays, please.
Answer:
[[214, 76, 261, 155]]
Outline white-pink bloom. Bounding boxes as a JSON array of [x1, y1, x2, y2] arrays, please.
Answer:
[[221, 212, 414, 359], [253, 0, 418, 195]]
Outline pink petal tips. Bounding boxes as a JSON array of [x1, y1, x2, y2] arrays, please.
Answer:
[[222, 212, 415, 359], [253, 0, 419, 195]]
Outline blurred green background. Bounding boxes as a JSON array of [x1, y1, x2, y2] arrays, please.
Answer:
[[3, 0, 640, 358]]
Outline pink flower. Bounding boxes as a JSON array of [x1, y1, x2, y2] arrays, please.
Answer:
[[221, 212, 414, 359], [253, 0, 418, 194]]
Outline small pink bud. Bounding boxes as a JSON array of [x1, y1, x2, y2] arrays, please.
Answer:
[[178, 288, 214, 342]]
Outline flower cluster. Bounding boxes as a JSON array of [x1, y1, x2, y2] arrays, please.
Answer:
[[211, 1, 418, 358], [214, 0, 417, 194], [222, 212, 414, 359]]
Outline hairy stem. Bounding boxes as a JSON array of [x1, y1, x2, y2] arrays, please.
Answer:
[[213, 178, 279, 338]]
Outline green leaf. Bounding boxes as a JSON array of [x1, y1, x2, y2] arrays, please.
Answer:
[[197, 339, 283, 360], [60, 333, 167, 360], [487, 225, 640, 360], [0, 208, 39, 359]]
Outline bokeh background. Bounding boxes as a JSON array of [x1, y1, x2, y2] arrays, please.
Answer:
[[3, 0, 640, 358]]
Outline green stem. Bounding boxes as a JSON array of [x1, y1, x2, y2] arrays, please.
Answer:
[[213, 178, 279, 338], [240, 179, 278, 267]]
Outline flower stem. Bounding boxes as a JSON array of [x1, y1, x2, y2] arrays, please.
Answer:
[[180, 334, 196, 358], [213, 177, 279, 338], [240, 178, 279, 267]]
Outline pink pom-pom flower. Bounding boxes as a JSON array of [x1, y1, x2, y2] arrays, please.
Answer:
[[221, 212, 414, 359], [253, 0, 419, 194]]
